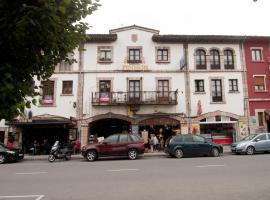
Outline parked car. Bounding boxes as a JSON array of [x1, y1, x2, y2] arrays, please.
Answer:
[[81, 133, 145, 161], [0, 143, 24, 160], [231, 133, 270, 155], [164, 134, 223, 158], [0, 143, 24, 164]]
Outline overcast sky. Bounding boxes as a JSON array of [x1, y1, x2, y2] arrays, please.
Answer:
[[84, 0, 269, 36]]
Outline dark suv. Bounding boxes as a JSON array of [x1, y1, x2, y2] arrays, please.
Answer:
[[165, 134, 223, 158], [81, 133, 145, 161], [0, 143, 24, 164]]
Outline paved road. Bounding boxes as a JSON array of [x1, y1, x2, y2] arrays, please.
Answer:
[[1, 154, 270, 200]]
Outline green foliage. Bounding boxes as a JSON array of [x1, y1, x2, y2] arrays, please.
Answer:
[[0, 0, 100, 120]]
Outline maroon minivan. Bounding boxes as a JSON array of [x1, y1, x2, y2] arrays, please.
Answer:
[[81, 133, 145, 161]]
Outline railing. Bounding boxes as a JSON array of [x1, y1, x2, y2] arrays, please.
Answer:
[[92, 90, 178, 105]]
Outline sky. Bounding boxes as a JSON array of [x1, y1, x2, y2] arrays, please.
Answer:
[[84, 0, 270, 36]]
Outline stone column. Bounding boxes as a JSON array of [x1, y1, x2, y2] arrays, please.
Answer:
[[81, 124, 89, 147], [4, 129, 8, 145]]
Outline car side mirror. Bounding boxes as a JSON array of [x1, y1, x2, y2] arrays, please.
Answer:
[[255, 138, 260, 142]]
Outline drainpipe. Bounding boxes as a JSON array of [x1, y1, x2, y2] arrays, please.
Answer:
[[183, 43, 191, 133]]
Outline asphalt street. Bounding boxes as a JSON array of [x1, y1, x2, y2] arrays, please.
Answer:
[[1, 153, 270, 200]]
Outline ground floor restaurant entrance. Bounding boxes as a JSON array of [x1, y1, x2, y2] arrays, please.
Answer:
[[89, 118, 131, 140], [139, 117, 180, 151]]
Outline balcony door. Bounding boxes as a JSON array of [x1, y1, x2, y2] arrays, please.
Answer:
[[158, 80, 169, 102], [99, 80, 111, 102], [129, 80, 141, 103]]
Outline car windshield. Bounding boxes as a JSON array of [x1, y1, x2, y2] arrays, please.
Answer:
[[241, 134, 257, 141], [0, 145, 9, 151]]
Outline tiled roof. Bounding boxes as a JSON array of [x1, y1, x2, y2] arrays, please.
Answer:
[[86, 34, 117, 43]]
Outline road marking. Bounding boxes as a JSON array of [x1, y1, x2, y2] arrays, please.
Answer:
[[15, 172, 48, 175], [196, 165, 225, 168], [106, 169, 139, 172], [0, 195, 44, 200]]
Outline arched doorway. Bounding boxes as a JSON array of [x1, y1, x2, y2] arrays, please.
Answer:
[[196, 111, 240, 145], [138, 116, 180, 150], [89, 118, 131, 138]]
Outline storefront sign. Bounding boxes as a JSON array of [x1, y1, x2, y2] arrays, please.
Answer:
[[122, 64, 148, 71], [239, 122, 248, 137], [252, 117, 256, 124]]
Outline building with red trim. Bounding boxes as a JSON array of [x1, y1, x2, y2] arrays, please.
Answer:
[[244, 38, 270, 133]]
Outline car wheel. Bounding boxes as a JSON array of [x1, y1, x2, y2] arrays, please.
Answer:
[[246, 146, 255, 155], [86, 150, 97, 161], [0, 155, 6, 164], [174, 148, 183, 159], [128, 149, 138, 160], [211, 148, 220, 157], [48, 154, 56, 162]]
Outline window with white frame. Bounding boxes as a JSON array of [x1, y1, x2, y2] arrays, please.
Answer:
[[224, 49, 234, 69], [128, 48, 141, 63], [254, 76, 266, 91], [229, 79, 238, 92], [156, 48, 169, 62], [98, 47, 112, 62], [251, 49, 263, 62], [195, 80, 204, 92], [210, 49, 221, 69], [195, 49, 206, 69], [62, 81, 73, 95], [41, 80, 55, 105], [211, 79, 223, 102]]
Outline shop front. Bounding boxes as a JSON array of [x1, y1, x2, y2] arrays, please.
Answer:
[[8, 115, 77, 154], [195, 111, 245, 145]]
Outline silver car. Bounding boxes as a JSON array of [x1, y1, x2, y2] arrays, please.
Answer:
[[231, 133, 270, 155]]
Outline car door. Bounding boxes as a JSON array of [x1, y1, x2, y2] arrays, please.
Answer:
[[100, 135, 119, 156], [192, 135, 211, 155], [266, 134, 270, 151], [117, 134, 129, 155], [182, 135, 195, 155], [253, 134, 268, 151]]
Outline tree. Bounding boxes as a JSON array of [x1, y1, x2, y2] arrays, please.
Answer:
[[0, 0, 100, 120]]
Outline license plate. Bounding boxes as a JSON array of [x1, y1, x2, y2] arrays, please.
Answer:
[[19, 154, 23, 156]]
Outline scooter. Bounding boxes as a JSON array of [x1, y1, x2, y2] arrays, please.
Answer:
[[48, 141, 72, 162]]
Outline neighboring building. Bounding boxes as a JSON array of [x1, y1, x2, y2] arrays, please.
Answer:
[[3, 25, 270, 150], [244, 38, 270, 134]]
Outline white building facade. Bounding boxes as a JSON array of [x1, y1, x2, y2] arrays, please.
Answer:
[[4, 25, 249, 150]]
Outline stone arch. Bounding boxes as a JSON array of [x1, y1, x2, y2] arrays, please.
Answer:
[[81, 112, 134, 126], [195, 110, 241, 121], [193, 47, 208, 55]]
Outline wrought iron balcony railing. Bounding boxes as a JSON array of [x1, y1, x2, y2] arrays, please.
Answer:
[[92, 90, 178, 106]]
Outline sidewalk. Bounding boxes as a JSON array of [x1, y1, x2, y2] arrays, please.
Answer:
[[24, 145, 231, 161]]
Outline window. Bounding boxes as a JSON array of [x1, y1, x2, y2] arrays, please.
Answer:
[[183, 135, 193, 142], [193, 135, 205, 143], [229, 79, 238, 92], [128, 48, 141, 63], [99, 80, 111, 102], [62, 81, 73, 95], [224, 49, 234, 69], [158, 80, 169, 99], [196, 49, 206, 69], [174, 136, 183, 142], [255, 134, 266, 141], [130, 135, 140, 142], [129, 80, 140, 101], [254, 76, 265, 91], [59, 61, 72, 71], [98, 47, 112, 62], [195, 80, 204, 92], [251, 49, 263, 61], [258, 112, 264, 126], [210, 49, 220, 69], [104, 135, 119, 144], [41, 80, 54, 105], [119, 135, 128, 143], [211, 79, 223, 102], [267, 134, 270, 140], [157, 48, 169, 62]]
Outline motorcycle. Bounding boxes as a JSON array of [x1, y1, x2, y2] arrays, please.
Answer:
[[48, 141, 72, 162]]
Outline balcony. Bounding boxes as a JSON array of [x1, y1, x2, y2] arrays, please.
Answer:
[[92, 91, 178, 106]]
